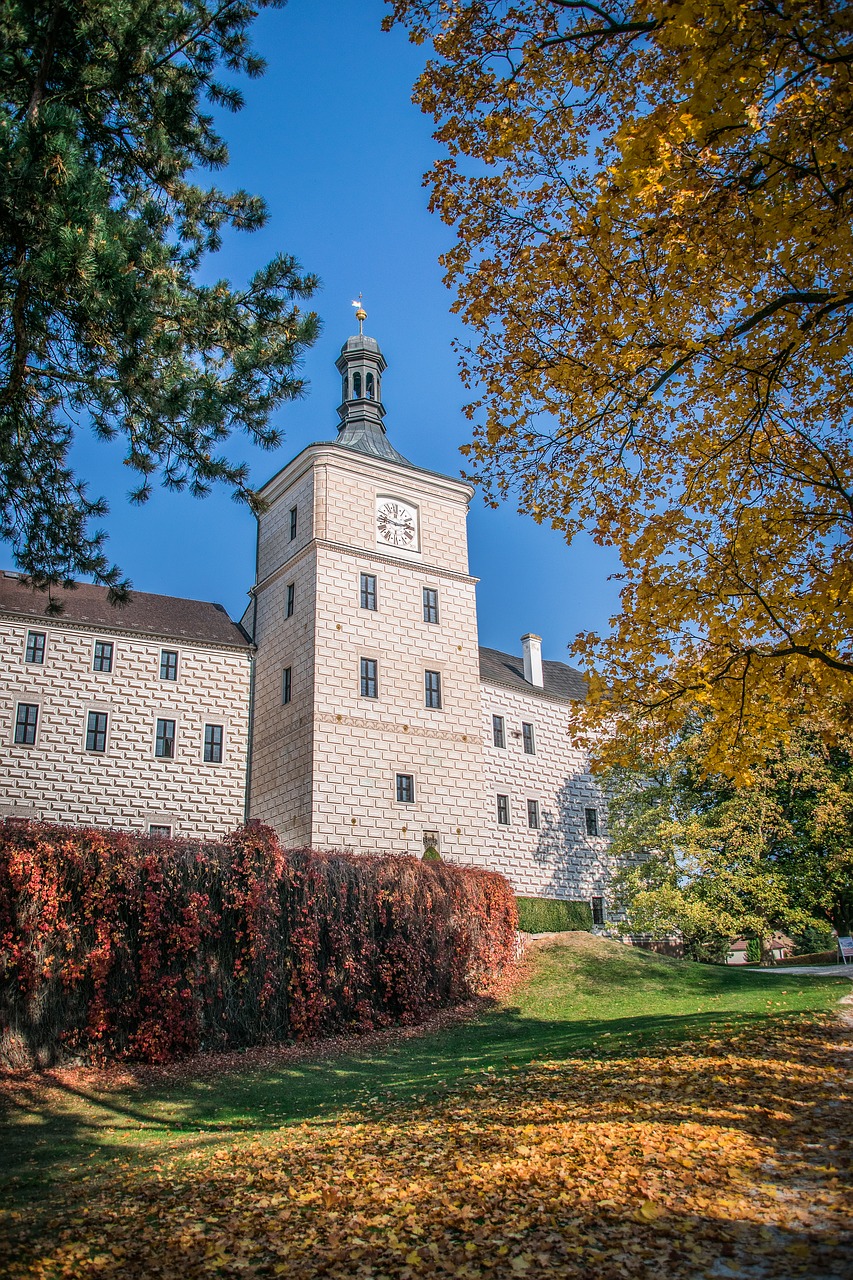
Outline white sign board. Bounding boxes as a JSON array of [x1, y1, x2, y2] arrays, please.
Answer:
[[838, 936, 853, 964]]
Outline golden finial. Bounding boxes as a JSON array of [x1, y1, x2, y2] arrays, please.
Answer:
[[351, 294, 367, 335]]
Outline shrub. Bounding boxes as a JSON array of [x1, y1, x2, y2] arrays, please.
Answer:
[[0, 821, 517, 1066], [422, 847, 442, 862], [792, 925, 836, 956], [745, 937, 761, 963], [515, 897, 592, 934], [681, 928, 733, 965]]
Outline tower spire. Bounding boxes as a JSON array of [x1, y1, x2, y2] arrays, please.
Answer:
[[351, 295, 367, 336]]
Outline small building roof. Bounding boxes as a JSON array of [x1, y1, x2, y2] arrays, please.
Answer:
[[0, 572, 251, 648], [478, 645, 587, 702]]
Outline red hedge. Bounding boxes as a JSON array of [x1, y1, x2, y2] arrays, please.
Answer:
[[0, 821, 517, 1066]]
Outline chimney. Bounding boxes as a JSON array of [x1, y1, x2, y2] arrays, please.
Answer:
[[521, 634, 543, 688]]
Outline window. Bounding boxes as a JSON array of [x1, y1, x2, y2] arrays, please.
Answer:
[[14, 703, 38, 745], [396, 773, 415, 804], [285, 583, 295, 618], [527, 799, 540, 829], [492, 714, 505, 748], [360, 657, 378, 698], [93, 640, 113, 673], [25, 631, 45, 665], [360, 573, 377, 610], [282, 666, 292, 705], [592, 897, 605, 927], [160, 650, 178, 681], [86, 711, 108, 753], [585, 807, 599, 836], [422, 587, 439, 624], [497, 794, 510, 825], [353, 371, 362, 399], [522, 722, 535, 754], [424, 670, 442, 709], [204, 723, 224, 764], [289, 506, 298, 540], [149, 824, 172, 839], [366, 372, 375, 400], [155, 718, 176, 759]]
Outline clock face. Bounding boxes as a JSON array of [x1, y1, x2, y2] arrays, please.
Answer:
[[376, 498, 418, 549]]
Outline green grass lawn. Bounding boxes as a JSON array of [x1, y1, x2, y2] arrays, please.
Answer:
[[2, 935, 849, 1214]]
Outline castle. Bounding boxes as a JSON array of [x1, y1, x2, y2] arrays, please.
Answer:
[[0, 321, 609, 909]]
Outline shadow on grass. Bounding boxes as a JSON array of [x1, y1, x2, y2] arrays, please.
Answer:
[[0, 1005, 836, 1201], [3, 1012, 851, 1280], [2, 943, 848, 1210]]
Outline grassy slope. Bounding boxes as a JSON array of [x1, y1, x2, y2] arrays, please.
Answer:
[[1, 936, 848, 1212]]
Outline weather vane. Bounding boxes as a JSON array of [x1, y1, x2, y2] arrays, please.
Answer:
[[351, 294, 367, 335]]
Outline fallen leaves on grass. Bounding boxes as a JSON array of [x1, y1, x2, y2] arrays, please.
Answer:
[[1, 1019, 851, 1279]]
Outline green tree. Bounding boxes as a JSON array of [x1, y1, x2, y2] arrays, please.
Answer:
[[607, 728, 853, 958], [1, 0, 319, 596], [387, 0, 853, 775]]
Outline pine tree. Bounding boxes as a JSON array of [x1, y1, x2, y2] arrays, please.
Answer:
[[0, 0, 319, 597]]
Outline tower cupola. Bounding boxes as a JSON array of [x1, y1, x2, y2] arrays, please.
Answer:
[[333, 301, 411, 466], [336, 301, 387, 430]]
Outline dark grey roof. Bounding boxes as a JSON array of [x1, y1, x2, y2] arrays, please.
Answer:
[[334, 420, 413, 466], [340, 334, 382, 357], [0, 572, 251, 648], [479, 645, 587, 702]]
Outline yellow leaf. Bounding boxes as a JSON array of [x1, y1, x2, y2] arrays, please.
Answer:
[[637, 1199, 666, 1221]]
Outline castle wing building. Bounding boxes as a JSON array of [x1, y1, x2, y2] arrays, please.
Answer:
[[0, 574, 252, 838]]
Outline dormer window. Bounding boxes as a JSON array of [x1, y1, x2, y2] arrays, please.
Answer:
[[353, 371, 362, 399], [366, 372, 375, 400]]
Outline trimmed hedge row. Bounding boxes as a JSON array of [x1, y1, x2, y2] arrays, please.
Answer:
[[0, 821, 518, 1066], [768, 950, 838, 967], [516, 897, 593, 934]]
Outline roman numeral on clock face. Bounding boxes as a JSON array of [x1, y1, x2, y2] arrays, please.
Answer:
[[377, 500, 417, 547]]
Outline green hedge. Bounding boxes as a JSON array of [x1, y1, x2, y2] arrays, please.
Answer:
[[769, 950, 838, 967], [516, 897, 593, 933]]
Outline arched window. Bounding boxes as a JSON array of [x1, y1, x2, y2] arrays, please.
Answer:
[[343, 375, 349, 401], [366, 373, 375, 400], [353, 371, 362, 399]]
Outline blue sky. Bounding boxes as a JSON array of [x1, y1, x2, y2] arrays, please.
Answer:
[[65, 0, 622, 663]]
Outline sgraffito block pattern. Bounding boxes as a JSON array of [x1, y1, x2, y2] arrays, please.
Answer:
[[479, 680, 611, 901], [0, 617, 251, 839]]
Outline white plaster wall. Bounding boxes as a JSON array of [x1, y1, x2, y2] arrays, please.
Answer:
[[256, 466, 315, 583], [479, 681, 611, 902], [310, 542, 492, 860], [319, 451, 473, 577], [251, 444, 492, 858], [248, 546, 317, 844], [0, 618, 251, 839], [256, 446, 474, 577]]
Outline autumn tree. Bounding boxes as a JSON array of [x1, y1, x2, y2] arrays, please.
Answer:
[[386, 0, 853, 774], [607, 726, 853, 956], [1, 0, 319, 595]]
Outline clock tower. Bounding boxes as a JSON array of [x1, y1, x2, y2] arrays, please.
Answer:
[[247, 317, 492, 862]]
